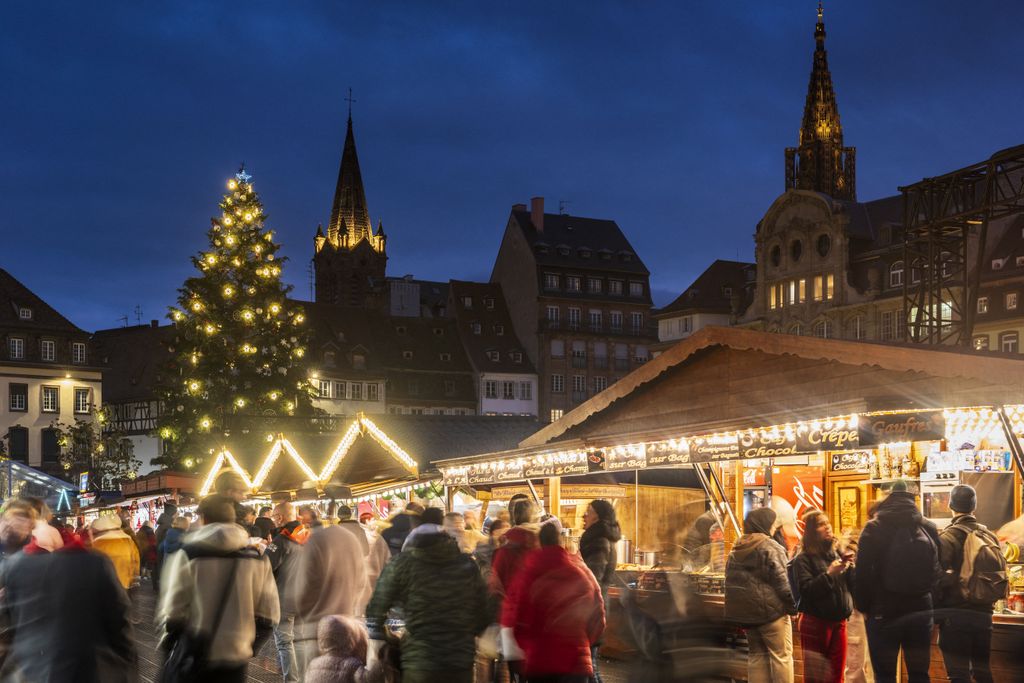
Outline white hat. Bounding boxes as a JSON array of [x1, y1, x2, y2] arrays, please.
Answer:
[[91, 514, 122, 532]]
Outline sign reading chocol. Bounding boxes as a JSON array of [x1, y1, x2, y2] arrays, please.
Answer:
[[858, 411, 945, 446]]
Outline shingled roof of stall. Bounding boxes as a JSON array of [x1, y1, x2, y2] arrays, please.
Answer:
[[213, 414, 540, 494]]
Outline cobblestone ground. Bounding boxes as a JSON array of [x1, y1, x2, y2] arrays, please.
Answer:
[[132, 577, 630, 683]]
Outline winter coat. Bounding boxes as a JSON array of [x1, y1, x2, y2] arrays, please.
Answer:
[[93, 529, 141, 590], [724, 533, 797, 626], [157, 522, 280, 667], [0, 545, 136, 682], [491, 526, 539, 597], [305, 615, 384, 683], [266, 521, 308, 614], [381, 511, 416, 556], [790, 547, 854, 622], [366, 531, 490, 671], [154, 509, 176, 549], [579, 519, 622, 602], [252, 516, 276, 541], [938, 513, 994, 613], [136, 525, 157, 568], [294, 524, 368, 629], [502, 545, 605, 676], [159, 527, 186, 557], [854, 491, 940, 619]]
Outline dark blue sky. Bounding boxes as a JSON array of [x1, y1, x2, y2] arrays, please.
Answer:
[[4, 1, 1022, 332]]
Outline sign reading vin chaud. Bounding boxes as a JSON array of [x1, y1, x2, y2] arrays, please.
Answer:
[[858, 411, 945, 446]]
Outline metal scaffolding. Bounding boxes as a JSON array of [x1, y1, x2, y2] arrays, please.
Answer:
[[901, 145, 1024, 345]]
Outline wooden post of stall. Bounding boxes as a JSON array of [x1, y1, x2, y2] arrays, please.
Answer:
[[732, 460, 745, 546], [548, 477, 561, 519], [445, 486, 454, 513]]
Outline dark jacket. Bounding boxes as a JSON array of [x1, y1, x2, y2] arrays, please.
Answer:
[[0, 547, 136, 682], [938, 513, 994, 613], [381, 512, 416, 557], [790, 548, 854, 622], [503, 546, 605, 677], [154, 507, 177, 558], [724, 533, 797, 626], [159, 527, 186, 557], [367, 531, 490, 671], [266, 520, 307, 614], [854, 491, 940, 618], [252, 516, 276, 542], [579, 519, 621, 600]]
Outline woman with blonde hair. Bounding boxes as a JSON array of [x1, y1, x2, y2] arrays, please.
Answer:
[[790, 510, 855, 683]]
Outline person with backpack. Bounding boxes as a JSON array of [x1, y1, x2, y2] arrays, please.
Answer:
[[854, 480, 940, 683], [936, 484, 1006, 683], [789, 510, 854, 683]]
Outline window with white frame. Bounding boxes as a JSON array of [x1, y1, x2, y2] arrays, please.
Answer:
[[610, 311, 623, 332], [74, 387, 90, 414], [494, 324, 504, 336], [572, 375, 586, 392], [546, 305, 559, 326], [41, 386, 58, 413], [1007, 292, 1018, 311], [594, 376, 608, 392], [9, 383, 27, 412], [543, 273, 559, 290], [629, 281, 644, 297], [551, 374, 564, 393], [978, 297, 989, 314], [550, 409, 564, 422], [486, 350, 500, 362], [9, 338, 24, 360], [812, 319, 832, 339], [1000, 332, 1019, 353], [367, 383, 379, 401], [880, 311, 895, 341], [319, 380, 332, 398], [568, 308, 581, 330], [849, 316, 865, 341], [485, 297, 495, 310], [890, 261, 904, 288], [519, 381, 532, 400], [18, 308, 32, 320], [567, 276, 582, 292], [461, 296, 473, 308], [631, 312, 644, 334], [484, 380, 498, 399], [40, 340, 55, 362], [609, 280, 623, 295], [351, 383, 362, 400], [511, 352, 523, 363], [589, 310, 602, 331], [587, 278, 603, 294], [72, 342, 86, 364], [334, 381, 346, 399], [502, 382, 515, 400]]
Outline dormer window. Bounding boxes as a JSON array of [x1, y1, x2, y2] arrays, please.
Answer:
[[722, 286, 733, 297], [494, 324, 505, 336], [599, 249, 613, 261], [395, 325, 407, 335], [352, 353, 366, 370], [579, 248, 592, 259], [486, 350, 500, 362], [323, 351, 336, 367], [535, 243, 550, 255], [993, 258, 1006, 271], [402, 350, 414, 360], [511, 351, 523, 363], [461, 296, 473, 309], [557, 245, 571, 256], [17, 308, 31, 321], [471, 322, 482, 335], [484, 297, 495, 309], [620, 251, 633, 262], [440, 352, 452, 362]]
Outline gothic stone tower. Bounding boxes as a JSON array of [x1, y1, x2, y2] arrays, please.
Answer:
[[784, 4, 856, 201], [314, 114, 388, 306]]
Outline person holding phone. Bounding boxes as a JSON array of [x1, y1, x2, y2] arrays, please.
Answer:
[[789, 510, 855, 683]]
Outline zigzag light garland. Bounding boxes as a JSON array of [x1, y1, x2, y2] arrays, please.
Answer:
[[198, 415, 420, 496]]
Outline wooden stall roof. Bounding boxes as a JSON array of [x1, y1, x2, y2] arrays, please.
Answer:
[[522, 326, 1024, 449]]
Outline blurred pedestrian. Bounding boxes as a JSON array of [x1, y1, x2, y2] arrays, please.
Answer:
[[0, 500, 37, 562], [444, 511, 474, 553], [215, 470, 249, 503], [25, 497, 63, 552], [579, 499, 621, 683], [136, 520, 157, 578], [0, 520, 136, 682], [367, 512, 490, 683], [254, 505, 276, 541], [159, 516, 189, 559], [381, 501, 424, 556], [293, 502, 368, 675], [463, 510, 488, 550], [503, 521, 604, 683], [492, 498, 539, 680], [91, 513, 140, 591], [157, 495, 279, 682], [725, 507, 797, 683], [305, 615, 384, 683], [153, 499, 178, 593], [791, 510, 854, 683], [267, 501, 309, 683]]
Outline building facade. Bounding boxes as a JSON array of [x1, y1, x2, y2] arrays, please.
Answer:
[[654, 260, 754, 355], [491, 197, 656, 422], [0, 269, 101, 473]]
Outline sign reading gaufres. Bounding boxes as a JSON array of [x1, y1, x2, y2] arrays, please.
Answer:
[[858, 411, 945, 446]]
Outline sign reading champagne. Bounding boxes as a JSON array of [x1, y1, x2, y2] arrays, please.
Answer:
[[691, 435, 741, 462], [858, 411, 945, 446]]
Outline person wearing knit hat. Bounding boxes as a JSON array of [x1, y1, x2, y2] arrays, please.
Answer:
[[91, 514, 140, 590], [937, 483, 998, 683]]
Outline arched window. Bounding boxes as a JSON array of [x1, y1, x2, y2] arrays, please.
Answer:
[[788, 323, 802, 336], [847, 315, 865, 340], [812, 319, 832, 339], [889, 261, 904, 289]]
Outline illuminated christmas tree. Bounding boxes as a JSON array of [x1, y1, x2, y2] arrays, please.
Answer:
[[154, 168, 314, 470]]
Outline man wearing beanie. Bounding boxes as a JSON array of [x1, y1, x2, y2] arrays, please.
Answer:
[[937, 484, 997, 683]]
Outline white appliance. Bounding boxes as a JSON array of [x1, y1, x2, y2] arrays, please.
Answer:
[[919, 470, 959, 528]]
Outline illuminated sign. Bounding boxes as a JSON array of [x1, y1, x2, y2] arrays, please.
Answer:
[[859, 411, 945, 445]]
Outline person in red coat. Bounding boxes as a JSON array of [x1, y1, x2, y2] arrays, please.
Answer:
[[502, 520, 606, 683]]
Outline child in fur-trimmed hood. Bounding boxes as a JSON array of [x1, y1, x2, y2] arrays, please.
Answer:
[[305, 615, 383, 683]]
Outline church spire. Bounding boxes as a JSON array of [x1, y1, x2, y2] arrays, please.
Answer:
[[785, 3, 856, 200], [327, 110, 374, 246]]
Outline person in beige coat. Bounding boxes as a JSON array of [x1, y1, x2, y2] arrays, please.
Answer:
[[91, 513, 140, 590]]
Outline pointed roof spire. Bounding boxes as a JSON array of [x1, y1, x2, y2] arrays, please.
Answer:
[[376, 219, 385, 237], [327, 102, 373, 244], [784, 2, 856, 200]]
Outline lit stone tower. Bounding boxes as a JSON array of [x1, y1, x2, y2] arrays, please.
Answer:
[[314, 111, 388, 306], [784, 3, 856, 200]]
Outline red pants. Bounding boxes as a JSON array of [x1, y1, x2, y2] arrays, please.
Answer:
[[798, 613, 847, 683]]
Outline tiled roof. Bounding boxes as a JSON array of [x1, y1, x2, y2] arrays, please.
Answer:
[[511, 210, 650, 275], [839, 194, 902, 241], [449, 280, 537, 374], [0, 269, 85, 334], [92, 324, 175, 402], [656, 260, 754, 318]]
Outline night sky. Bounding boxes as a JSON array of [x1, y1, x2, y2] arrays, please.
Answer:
[[4, 1, 1022, 333]]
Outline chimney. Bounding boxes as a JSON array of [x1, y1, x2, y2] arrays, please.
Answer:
[[530, 196, 544, 232], [150, 319, 159, 328]]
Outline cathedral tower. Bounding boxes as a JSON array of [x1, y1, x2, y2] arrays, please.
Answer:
[[784, 3, 856, 200], [314, 112, 388, 306]]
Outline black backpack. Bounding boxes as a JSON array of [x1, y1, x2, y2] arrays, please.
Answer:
[[882, 522, 939, 595]]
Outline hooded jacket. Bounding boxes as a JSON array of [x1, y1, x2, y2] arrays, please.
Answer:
[[294, 524, 368, 631], [305, 615, 383, 683], [790, 547, 854, 622], [491, 526, 539, 598], [266, 520, 308, 614], [579, 519, 622, 598], [92, 529, 140, 590], [366, 531, 490, 671], [502, 545, 605, 676], [854, 491, 940, 618], [157, 522, 280, 666], [160, 527, 186, 557], [0, 545, 136, 682], [937, 513, 994, 613], [724, 532, 797, 627]]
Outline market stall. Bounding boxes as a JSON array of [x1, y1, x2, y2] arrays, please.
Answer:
[[437, 326, 1024, 682]]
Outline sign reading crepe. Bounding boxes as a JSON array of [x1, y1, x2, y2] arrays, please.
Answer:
[[797, 425, 859, 452], [859, 411, 945, 445]]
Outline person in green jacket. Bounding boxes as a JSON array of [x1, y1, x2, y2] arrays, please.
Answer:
[[366, 521, 491, 683]]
